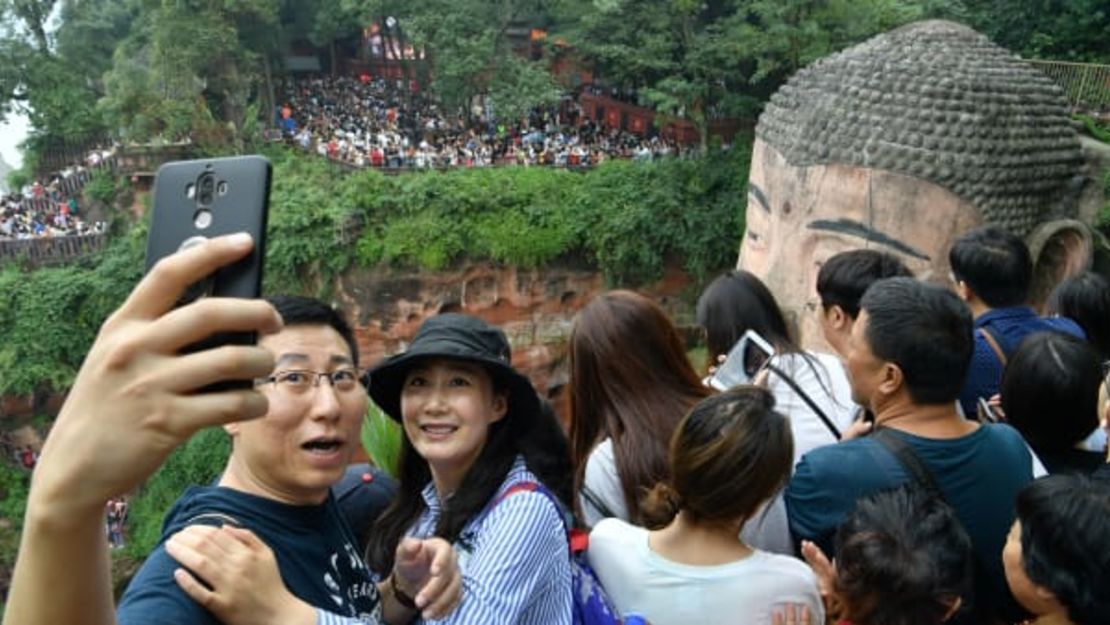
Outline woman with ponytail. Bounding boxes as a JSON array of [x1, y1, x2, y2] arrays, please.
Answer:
[[586, 387, 824, 625]]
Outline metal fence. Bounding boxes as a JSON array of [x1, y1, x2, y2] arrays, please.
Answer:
[[1026, 60, 1110, 111]]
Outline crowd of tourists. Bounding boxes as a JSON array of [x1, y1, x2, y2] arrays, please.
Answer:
[[7, 224, 1110, 625], [273, 75, 688, 170], [1, 153, 112, 240]]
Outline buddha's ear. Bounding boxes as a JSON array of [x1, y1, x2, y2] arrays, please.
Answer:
[[1027, 219, 1093, 312]]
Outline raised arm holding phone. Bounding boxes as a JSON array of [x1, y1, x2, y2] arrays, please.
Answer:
[[7, 154, 463, 624], [5, 233, 280, 625]]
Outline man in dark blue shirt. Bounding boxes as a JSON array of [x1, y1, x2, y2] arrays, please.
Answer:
[[949, 226, 1083, 417], [786, 278, 1036, 624]]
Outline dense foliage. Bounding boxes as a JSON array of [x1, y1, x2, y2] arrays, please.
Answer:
[[262, 138, 748, 292], [0, 223, 145, 397], [0, 459, 29, 612]]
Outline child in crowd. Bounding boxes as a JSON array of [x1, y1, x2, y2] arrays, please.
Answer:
[[588, 386, 824, 625], [1003, 474, 1110, 625], [568, 290, 712, 527], [801, 486, 972, 625]]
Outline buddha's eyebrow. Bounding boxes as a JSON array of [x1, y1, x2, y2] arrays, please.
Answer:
[[748, 182, 770, 214], [808, 218, 931, 261]]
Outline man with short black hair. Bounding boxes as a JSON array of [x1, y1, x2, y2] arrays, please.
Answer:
[[786, 277, 1036, 623], [949, 226, 1083, 416], [816, 249, 912, 357]]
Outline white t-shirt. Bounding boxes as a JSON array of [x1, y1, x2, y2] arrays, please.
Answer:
[[580, 438, 793, 554], [588, 519, 825, 625], [764, 351, 856, 466], [580, 438, 628, 527]]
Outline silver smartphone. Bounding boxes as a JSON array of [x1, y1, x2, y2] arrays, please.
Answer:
[[708, 329, 775, 390]]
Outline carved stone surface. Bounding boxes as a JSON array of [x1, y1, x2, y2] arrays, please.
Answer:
[[757, 20, 1084, 235], [334, 262, 698, 396]]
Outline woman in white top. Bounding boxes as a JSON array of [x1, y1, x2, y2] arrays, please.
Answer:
[[696, 271, 856, 554], [696, 270, 856, 465], [588, 386, 824, 625]]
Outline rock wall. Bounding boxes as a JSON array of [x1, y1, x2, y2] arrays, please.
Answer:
[[333, 260, 701, 397]]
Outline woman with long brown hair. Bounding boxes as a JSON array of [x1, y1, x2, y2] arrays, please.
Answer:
[[569, 290, 712, 527]]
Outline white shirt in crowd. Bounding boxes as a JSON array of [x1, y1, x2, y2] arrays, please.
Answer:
[[763, 351, 857, 467], [588, 518, 825, 625]]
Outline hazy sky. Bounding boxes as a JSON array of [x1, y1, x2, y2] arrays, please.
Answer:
[[1, 5, 62, 171], [0, 110, 30, 169]]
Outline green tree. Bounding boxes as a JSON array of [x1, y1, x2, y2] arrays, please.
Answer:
[[308, 0, 362, 76], [0, 0, 115, 154], [556, 0, 961, 147], [351, 0, 561, 122], [963, 0, 1110, 63], [98, 0, 280, 147]]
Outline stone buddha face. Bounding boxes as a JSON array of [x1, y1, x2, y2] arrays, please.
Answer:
[[736, 20, 1091, 352], [739, 139, 981, 351]]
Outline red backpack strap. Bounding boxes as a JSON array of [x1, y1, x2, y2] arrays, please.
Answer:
[[493, 481, 540, 505], [569, 527, 589, 554], [489, 481, 578, 551]]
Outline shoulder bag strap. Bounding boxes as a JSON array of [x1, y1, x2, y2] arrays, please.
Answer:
[[978, 326, 1008, 367], [871, 428, 943, 499], [871, 427, 995, 622], [579, 483, 619, 521], [182, 512, 243, 527], [765, 363, 842, 440]]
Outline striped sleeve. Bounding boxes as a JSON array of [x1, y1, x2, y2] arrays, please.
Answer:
[[315, 609, 378, 625], [432, 490, 571, 625]]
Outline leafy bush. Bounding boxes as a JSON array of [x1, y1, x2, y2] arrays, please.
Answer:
[[361, 402, 403, 478], [84, 169, 120, 204], [1076, 114, 1110, 144], [344, 139, 750, 286], [6, 168, 31, 194], [122, 427, 231, 560], [0, 460, 30, 601], [0, 224, 145, 396]]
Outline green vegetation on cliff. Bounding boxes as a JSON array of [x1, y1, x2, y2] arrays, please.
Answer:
[[263, 140, 749, 292]]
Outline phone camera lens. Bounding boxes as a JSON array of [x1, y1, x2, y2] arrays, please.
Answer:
[[197, 174, 215, 206]]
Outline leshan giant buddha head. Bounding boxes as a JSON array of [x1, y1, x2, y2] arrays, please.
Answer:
[[738, 20, 1098, 349]]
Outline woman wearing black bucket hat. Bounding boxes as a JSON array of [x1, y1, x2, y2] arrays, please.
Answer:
[[359, 313, 574, 624], [123, 312, 574, 625]]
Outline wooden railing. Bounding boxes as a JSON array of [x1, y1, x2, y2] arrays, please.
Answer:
[[1027, 60, 1110, 111], [0, 233, 108, 268]]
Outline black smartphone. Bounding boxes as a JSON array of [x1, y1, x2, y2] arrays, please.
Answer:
[[146, 156, 271, 386]]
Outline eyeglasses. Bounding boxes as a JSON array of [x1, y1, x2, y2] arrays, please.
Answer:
[[258, 368, 361, 395]]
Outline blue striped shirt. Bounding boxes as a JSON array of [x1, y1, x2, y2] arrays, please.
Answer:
[[316, 457, 572, 625]]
